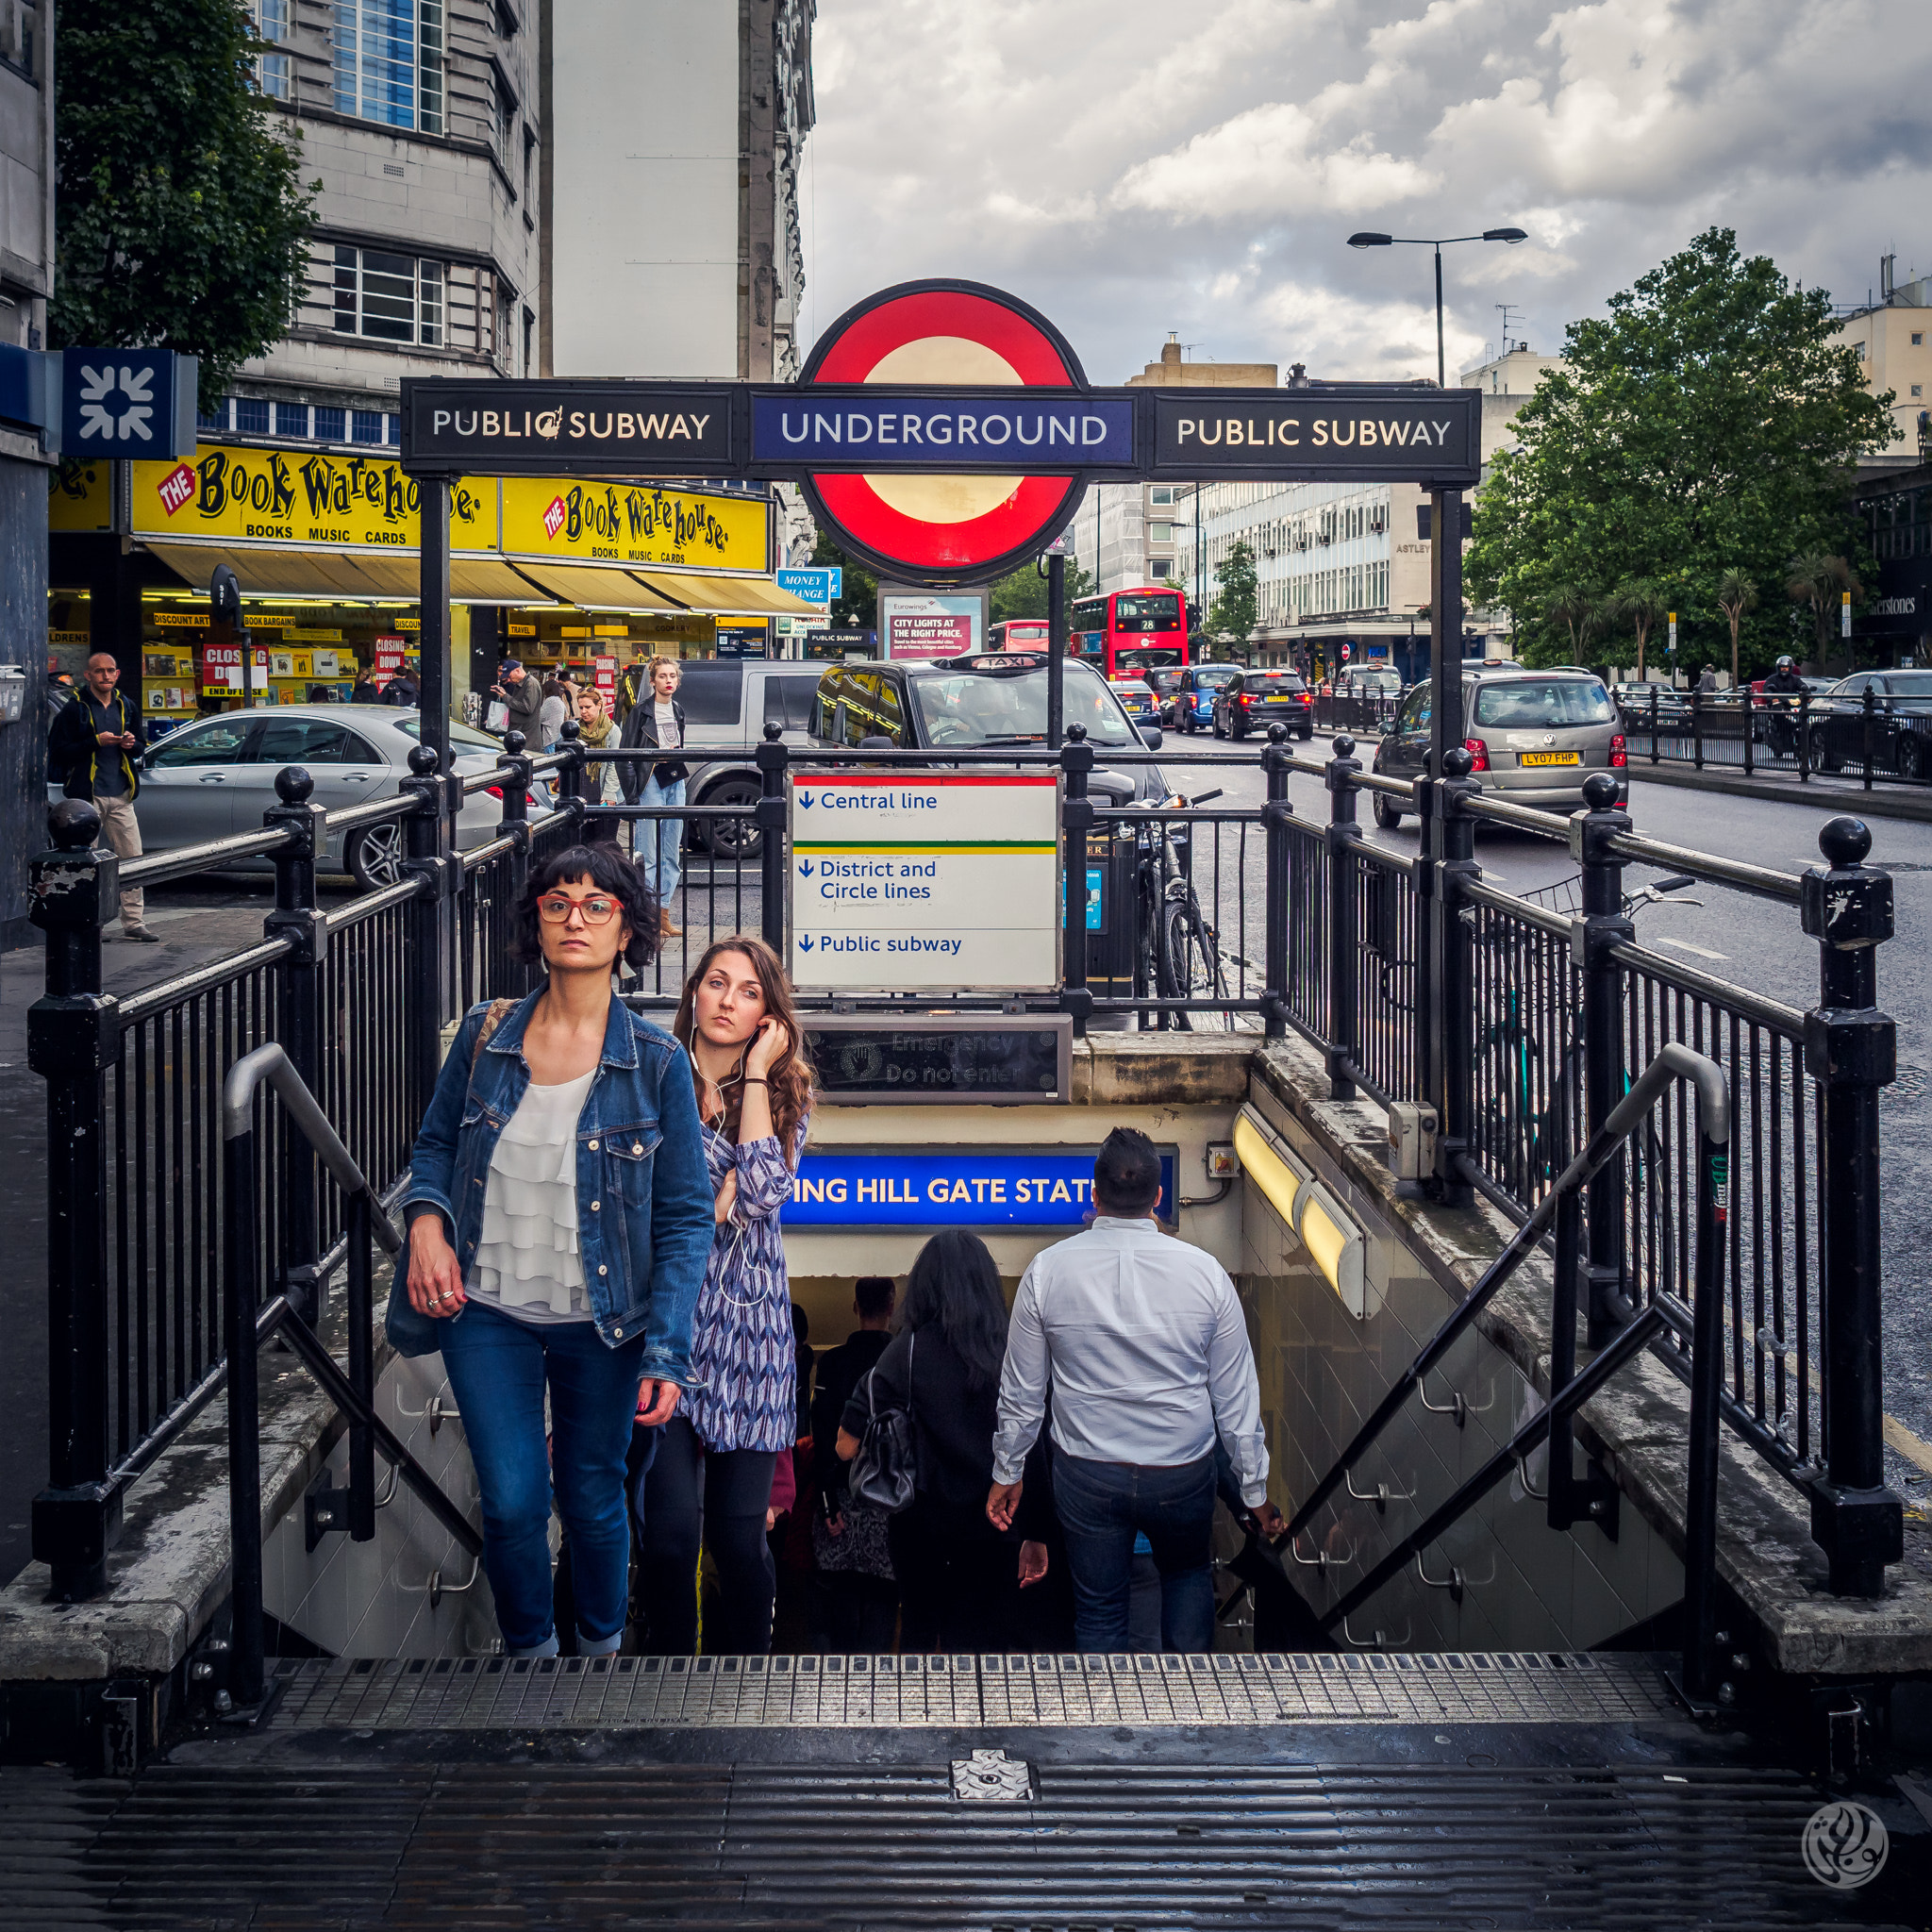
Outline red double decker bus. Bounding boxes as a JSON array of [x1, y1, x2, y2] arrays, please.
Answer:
[[986, 618, 1051, 651], [1069, 588, 1190, 678]]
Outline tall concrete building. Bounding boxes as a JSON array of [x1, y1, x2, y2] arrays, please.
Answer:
[[206, 1, 539, 446], [1074, 335, 1277, 598], [1832, 257, 1932, 456], [541, 0, 814, 382], [1, 0, 52, 948]]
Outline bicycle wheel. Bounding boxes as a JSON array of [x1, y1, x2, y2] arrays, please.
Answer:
[[1161, 895, 1234, 1031]]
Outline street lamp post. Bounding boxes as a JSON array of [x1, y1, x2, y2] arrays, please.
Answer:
[[1346, 228, 1527, 388]]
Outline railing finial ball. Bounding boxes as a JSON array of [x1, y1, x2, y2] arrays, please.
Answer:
[[275, 765, 314, 805], [503, 729, 525, 757], [1267, 722, 1288, 743], [1441, 745, 1474, 779], [1334, 733, 1356, 758], [764, 721, 783, 741], [1066, 723, 1087, 742], [407, 743, 440, 776], [1819, 815, 1872, 868], [1581, 772, 1620, 810], [47, 797, 102, 851]]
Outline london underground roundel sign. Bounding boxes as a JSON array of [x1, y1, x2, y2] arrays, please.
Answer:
[[797, 280, 1093, 585]]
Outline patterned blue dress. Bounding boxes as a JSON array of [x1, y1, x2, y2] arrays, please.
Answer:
[[681, 1108, 810, 1454]]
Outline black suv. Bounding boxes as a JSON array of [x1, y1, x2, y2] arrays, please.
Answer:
[[808, 653, 1170, 805]]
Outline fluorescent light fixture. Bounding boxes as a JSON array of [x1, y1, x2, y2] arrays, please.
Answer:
[[1233, 1105, 1369, 1316]]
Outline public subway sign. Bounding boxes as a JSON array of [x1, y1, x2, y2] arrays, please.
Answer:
[[402, 279, 1480, 585], [785, 1146, 1178, 1229], [789, 771, 1061, 995]]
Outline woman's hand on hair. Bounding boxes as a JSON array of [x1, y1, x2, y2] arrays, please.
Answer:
[[745, 1016, 790, 1080]]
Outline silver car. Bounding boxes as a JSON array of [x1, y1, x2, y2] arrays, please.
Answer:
[[1371, 669, 1628, 827], [57, 706, 516, 888]]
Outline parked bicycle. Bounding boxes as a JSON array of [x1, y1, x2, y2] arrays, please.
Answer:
[[1118, 787, 1235, 1030]]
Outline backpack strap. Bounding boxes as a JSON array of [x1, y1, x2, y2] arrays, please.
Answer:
[[468, 997, 516, 1084]]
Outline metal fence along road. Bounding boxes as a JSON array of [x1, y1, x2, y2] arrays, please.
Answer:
[[24, 712, 1904, 1628]]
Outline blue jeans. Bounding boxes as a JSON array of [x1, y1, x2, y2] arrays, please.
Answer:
[[637, 774, 686, 907], [439, 1300, 648, 1657], [1052, 1451, 1217, 1654]]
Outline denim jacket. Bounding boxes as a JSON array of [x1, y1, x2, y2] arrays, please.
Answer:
[[400, 991, 714, 1377]]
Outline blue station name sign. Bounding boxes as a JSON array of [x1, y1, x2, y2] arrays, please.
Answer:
[[787, 1146, 1177, 1229]]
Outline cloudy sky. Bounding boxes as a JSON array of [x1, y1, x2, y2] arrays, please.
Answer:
[[803, 0, 1932, 386]]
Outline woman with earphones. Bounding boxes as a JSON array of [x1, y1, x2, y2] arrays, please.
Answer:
[[634, 935, 814, 1654]]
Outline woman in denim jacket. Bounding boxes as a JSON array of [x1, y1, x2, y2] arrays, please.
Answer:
[[402, 842, 713, 1658]]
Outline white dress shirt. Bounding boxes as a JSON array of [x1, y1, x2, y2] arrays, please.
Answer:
[[991, 1215, 1270, 1507]]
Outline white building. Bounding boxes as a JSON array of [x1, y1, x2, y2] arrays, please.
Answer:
[[204, 1, 539, 449], [543, 0, 814, 382]]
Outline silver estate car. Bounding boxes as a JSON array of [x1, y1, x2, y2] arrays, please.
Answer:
[[53, 706, 518, 888], [1370, 668, 1628, 827]]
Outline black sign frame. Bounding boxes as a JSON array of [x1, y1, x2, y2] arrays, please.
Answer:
[[802, 1013, 1074, 1106], [401, 377, 1481, 489]]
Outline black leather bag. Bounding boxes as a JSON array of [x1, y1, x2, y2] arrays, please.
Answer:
[[849, 1332, 917, 1513]]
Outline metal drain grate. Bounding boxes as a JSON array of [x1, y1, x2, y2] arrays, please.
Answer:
[[265, 1648, 1680, 1732]]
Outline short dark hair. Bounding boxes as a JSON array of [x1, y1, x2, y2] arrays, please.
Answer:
[[854, 1275, 895, 1320], [508, 843, 658, 974], [1093, 1126, 1162, 1213]]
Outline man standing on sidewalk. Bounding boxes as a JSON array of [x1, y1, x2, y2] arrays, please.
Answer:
[[47, 652, 156, 942], [987, 1126, 1284, 1652]]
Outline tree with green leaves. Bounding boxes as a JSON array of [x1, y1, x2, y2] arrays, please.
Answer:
[[1466, 228, 1891, 676], [810, 527, 877, 630], [988, 554, 1093, 623], [51, 1, 319, 408], [1611, 579, 1669, 681], [1542, 584, 1594, 660], [1206, 539, 1258, 650], [1715, 570, 1758, 689], [1787, 553, 1863, 659]]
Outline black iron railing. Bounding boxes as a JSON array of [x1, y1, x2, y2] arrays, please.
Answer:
[[25, 709, 1901, 1613], [1622, 685, 1932, 791]]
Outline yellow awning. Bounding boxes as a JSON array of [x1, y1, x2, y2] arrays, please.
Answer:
[[453, 558, 558, 602], [633, 571, 820, 616], [142, 542, 540, 605], [509, 564, 683, 612]]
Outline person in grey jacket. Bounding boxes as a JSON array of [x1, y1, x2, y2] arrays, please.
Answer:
[[491, 658, 545, 739]]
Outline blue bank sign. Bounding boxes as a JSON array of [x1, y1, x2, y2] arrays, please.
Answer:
[[750, 392, 1136, 467], [59, 348, 198, 458], [786, 1146, 1177, 1229], [776, 566, 843, 605]]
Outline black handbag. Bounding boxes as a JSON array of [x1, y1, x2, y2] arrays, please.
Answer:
[[849, 1332, 917, 1513]]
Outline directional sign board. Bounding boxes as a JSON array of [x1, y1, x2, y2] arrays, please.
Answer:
[[789, 771, 1060, 993], [60, 348, 198, 458]]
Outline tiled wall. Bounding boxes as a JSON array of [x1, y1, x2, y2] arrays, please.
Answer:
[[263, 1352, 499, 1659], [1242, 1105, 1683, 1655]]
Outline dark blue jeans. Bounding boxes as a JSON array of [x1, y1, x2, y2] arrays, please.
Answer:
[[1051, 1451, 1217, 1654], [439, 1299, 648, 1657]]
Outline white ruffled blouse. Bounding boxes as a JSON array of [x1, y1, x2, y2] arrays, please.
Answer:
[[465, 1069, 594, 1323]]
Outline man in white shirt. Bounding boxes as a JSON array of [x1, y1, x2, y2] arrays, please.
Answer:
[[988, 1126, 1283, 1653]]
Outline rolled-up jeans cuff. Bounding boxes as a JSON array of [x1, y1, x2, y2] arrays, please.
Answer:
[[507, 1632, 559, 1660], [577, 1627, 624, 1658]]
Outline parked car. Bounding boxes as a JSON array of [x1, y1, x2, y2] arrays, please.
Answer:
[[1805, 669, 1932, 777], [50, 706, 515, 889], [808, 651, 1170, 805], [661, 658, 835, 857], [1371, 668, 1628, 826], [1165, 661, 1241, 732], [1210, 666, 1314, 741], [1612, 679, 1690, 730]]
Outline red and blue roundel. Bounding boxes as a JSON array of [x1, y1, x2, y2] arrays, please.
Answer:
[[798, 281, 1090, 585]]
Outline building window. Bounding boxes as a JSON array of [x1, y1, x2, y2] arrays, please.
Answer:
[[314, 406, 346, 442], [494, 74, 516, 171], [1914, 386, 1924, 399], [253, 1, 291, 99], [332, 245, 443, 345], [274, 401, 309, 438], [352, 409, 386, 444], [197, 398, 231, 433], [1150, 486, 1174, 507], [1915, 333, 1925, 347], [235, 397, 270, 435], [1149, 558, 1171, 580], [332, 1, 442, 135], [1148, 522, 1173, 544]]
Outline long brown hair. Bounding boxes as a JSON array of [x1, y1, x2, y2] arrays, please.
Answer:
[[672, 936, 813, 1162]]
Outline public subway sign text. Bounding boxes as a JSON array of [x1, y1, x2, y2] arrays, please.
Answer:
[[748, 392, 1135, 467], [402, 380, 735, 475], [1150, 389, 1480, 483]]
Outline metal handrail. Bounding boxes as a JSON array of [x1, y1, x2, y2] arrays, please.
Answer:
[[117, 826, 292, 887], [325, 791, 421, 836], [1287, 1041, 1727, 1541], [119, 935, 296, 1025], [221, 1043, 479, 1709], [1461, 792, 1571, 840], [1604, 827, 1803, 903]]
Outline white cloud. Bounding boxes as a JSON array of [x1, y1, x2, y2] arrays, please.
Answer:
[[803, 0, 1932, 386]]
